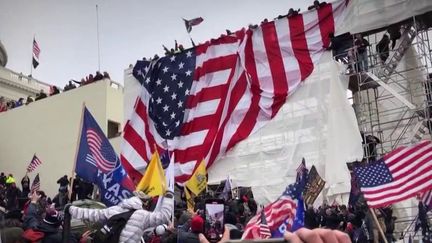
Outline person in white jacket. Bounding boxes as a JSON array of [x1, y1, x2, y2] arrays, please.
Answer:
[[68, 190, 174, 243]]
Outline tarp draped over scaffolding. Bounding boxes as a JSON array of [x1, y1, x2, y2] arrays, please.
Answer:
[[337, 0, 432, 35], [208, 52, 364, 205]]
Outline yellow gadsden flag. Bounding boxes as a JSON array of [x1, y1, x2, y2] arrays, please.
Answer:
[[185, 159, 207, 195], [136, 150, 166, 196]]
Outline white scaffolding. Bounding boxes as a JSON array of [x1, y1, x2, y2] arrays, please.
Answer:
[[343, 15, 432, 161]]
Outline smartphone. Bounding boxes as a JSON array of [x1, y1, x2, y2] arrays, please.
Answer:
[[204, 198, 225, 242]]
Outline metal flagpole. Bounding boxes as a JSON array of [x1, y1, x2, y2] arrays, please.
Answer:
[[96, 5, 101, 72], [68, 103, 86, 201], [369, 208, 389, 243]]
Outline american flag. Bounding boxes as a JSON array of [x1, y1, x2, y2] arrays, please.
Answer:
[[296, 158, 307, 182], [31, 173, 40, 193], [242, 179, 305, 239], [183, 17, 204, 33], [27, 154, 42, 173], [353, 140, 432, 208], [121, 0, 347, 184], [32, 38, 40, 68], [86, 128, 118, 173], [259, 209, 271, 239]]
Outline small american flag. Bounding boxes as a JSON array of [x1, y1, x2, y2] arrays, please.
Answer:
[[27, 154, 42, 173], [259, 209, 271, 239], [32, 38, 40, 68], [354, 140, 432, 208], [296, 158, 307, 182], [122, 0, 347, 185], [31, 173, 40, 193]]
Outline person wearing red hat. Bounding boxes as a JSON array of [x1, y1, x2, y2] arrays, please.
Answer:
[[177, 215, 204, 243]]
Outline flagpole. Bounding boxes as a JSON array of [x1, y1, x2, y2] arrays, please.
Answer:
[[369, 208, 389, 243], [68, 103, 86, 201], [96, 5, 101, 72]]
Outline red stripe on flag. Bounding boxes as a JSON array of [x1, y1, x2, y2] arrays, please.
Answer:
[[120, 155, 143, 185], [180, 115, 215, 135], [317, 3, 335, 48], [261, 22, 289, 117], [289, 15, 314, 81], [186, 85, 226, 109], [135, 99, 159, 153], [123, 122, 150, 162]]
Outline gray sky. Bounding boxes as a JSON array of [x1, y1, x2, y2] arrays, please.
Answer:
[[0, 0, 309, 87]]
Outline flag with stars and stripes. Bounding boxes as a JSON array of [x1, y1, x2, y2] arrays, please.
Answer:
[[76, 106, 134, 206], [242, 176, 307, 239], [30, 173, 40, 193], [27, 154, 42, 173], [354, 140, 432, 208], [32, 38, 40, 68], [121, 0, 348, 185], [259, 209, 271, 239]]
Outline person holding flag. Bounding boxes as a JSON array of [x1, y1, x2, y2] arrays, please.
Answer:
[[67, 149, 174, 243]]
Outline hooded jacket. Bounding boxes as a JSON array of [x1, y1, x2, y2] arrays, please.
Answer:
[[69, 196, 173, 243]]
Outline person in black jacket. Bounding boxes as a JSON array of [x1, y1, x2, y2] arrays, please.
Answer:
[[376, 34, 390, 63], [35, 89, 47, 101], [56, 175, 69, 208], [21, 174, 31, 197], [5, 182, 21, 211], [0, 172, 6, 186], [23, 207, 79, 243]]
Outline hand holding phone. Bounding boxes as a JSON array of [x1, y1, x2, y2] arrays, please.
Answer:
[[204, 198, 225, 242]]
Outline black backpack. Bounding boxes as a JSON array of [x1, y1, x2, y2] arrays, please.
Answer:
[[93, 210, 136, 243]]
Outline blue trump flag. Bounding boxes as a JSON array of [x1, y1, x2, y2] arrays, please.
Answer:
[[76, 107, 134, 206]]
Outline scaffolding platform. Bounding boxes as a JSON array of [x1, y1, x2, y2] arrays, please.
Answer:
[[348, 72, 379, 92]]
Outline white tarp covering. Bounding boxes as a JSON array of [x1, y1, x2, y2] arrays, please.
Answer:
[[337, 0, 432, 35], [208, 52, 364, 204]]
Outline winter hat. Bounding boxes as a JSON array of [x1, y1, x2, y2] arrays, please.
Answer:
[[133, 190, 151, 200], [154, 224, 167, 236], [43, 209, 61, 226], [190, 215, 204, 233]]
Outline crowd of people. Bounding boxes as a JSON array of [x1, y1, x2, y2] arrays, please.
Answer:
[[0, 168, 406, 243], [0, 71, 111, 114]]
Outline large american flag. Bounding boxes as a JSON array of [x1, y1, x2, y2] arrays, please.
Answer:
[[121, 0, 347, 184], [354, 140, 432, 208], [27, 154, 42, 173]]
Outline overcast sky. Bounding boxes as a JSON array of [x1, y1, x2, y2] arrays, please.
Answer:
[[0, 0, 310, 87]]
